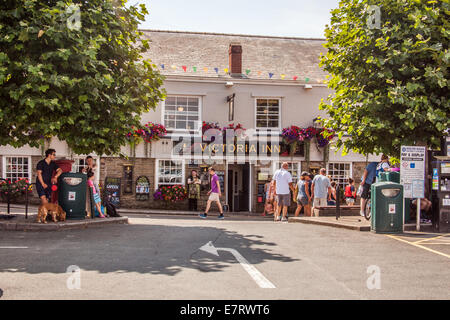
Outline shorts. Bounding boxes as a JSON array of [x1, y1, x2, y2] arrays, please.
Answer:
[[36, 182, 51, 200], [313, 198, 327, 208], [361, 183, 371, 199], [277, 194, 291, 207], [345, 197, 355, 205], [93, 192, 101, 204], [297, 196, 309, 206], [208, 192, 220, 202]]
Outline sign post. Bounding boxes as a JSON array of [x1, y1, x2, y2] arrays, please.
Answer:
[[400, 146, 426, 231]]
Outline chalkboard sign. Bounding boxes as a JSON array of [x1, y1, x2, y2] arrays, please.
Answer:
[[104, 177, 121, 207], [135, 176, 150, 201]]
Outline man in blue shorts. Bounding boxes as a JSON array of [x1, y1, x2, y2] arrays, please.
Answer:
[[35, 149, 63, 205]]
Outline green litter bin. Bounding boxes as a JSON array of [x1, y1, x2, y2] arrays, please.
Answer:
[[58, 173, 87, 220], [371, 181, 404, 233], [379, 171, 400, 183]]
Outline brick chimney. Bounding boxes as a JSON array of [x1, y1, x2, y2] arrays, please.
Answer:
[[229, 44, 242, 76]]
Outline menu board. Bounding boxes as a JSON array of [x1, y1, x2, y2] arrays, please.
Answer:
[[104, 177, 121, 207], [135, 176, 150, 201]]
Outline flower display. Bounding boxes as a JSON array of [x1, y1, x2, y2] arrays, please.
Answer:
[[281, 125, 305, 143], [153, 185, 187, 203], [0, 178, 32, 200], [126, 122, 167, 143], [316, 128, 335, 147]]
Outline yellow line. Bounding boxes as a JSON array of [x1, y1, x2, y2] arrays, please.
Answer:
[[386, 235, 450, 259], [414, 234, 449, 244], [421, 243, 450, 245]]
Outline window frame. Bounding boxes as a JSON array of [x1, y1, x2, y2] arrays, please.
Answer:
[[326, 162, 353, 190], [254, 97, 281, 131], [2, 156, 32, 181], [162, 95, 202, 134], [155, 159, 186, 190]]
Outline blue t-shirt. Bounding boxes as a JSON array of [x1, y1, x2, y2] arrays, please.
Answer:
[[363, 162, 378, 185]]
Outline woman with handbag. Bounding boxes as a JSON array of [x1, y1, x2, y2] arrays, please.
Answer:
[[187, 170, 201, 211]]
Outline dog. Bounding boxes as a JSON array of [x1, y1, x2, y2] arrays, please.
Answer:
[[36, 203, 66, 223]]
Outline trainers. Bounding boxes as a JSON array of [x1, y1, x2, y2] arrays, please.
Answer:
[[278, 215, 282, 221], [218, 214, 225, 220], [360, 210, 365, 217], [199, 213, 207, 219], [281, 217, 288, 222]]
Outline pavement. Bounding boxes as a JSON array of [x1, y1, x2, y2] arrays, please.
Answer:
[[0, 213, 449, 300]]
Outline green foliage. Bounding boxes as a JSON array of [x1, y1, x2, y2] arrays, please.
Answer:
[[0, 0, 165, 155], [319, 0, 449, 156]]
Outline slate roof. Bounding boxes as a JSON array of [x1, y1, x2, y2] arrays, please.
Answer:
[[140, 30, 328, 83]]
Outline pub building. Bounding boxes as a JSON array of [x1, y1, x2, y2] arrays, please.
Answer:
[[0, 30, 380, 213]]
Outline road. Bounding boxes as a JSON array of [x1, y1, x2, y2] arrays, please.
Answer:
[[0, 214, 449, 300]]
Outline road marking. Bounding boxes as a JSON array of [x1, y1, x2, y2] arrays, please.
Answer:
[[0, 246, 28, 249], [386, 235, 450, 259], [199, 241, 275, 289], [414, 234, 448, 244]]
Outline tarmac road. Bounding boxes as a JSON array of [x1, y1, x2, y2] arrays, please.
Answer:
[[0, 214, 449, 300]]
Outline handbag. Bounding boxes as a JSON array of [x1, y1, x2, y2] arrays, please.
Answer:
[[356, 185, 363, 197]]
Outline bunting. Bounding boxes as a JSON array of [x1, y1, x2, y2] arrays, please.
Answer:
[[156, 63, 325, 83]]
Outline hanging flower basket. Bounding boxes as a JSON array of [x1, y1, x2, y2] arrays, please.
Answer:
[[281, 125, 305, 156]]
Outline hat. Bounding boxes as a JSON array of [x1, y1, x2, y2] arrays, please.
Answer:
[[301, 171, 309, 177]]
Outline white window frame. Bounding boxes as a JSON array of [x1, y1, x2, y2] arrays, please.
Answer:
[[72, 158, 87, 174], [254, 97, 281, 132], [326, 162, 353, 190], [2, 156, 32, 181], [161, 95, 202, 135], [272, 161, 301, 184], [155, 159, 186, 190]]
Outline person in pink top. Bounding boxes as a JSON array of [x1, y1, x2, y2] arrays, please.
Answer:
[[87, 170, 106, 218]]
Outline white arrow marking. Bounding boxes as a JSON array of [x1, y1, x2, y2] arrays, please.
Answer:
[[199, 241, 275, 289]]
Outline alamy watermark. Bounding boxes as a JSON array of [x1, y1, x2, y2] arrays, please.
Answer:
[[367, 5, 381, 29], [66, 265, 81, 290], [366, 265, 381, 290]]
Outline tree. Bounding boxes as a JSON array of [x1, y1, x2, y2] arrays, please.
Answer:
[[0, 0, 165, 155], [319, 0, 449, 156]]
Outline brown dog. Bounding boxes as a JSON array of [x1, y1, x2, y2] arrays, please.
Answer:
[[36, 203, 66, 223]]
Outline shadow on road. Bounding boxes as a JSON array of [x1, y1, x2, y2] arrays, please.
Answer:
[[0, 223, 299, 276]]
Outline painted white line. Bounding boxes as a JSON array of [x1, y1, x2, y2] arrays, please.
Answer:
[[386, 235, 450, 259], [0, 246, 28, 249], [200, 241, 275, 289]]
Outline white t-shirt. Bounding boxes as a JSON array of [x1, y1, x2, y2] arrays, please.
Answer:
[[273, 168, 292, 195]]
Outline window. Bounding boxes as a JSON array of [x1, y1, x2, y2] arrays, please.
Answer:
[[327, 162, 352, 190], [275, 161, 300, 184], [156, 160, 184, 188], [164, 96, 201, 131], [2, 156, 31, 181], [256, 98, 280, 129], [72, 158, 86, 173]]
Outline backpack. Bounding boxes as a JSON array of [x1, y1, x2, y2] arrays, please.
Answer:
[[103, 196, 121, 217], [345, 185, 355, 199]]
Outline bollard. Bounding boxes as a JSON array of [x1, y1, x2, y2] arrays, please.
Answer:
[[336, 185, 340, 220]]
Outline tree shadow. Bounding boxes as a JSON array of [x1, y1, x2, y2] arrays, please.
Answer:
[[0, 223, 299, 276]]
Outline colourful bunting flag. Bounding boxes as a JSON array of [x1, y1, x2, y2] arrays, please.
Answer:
[[182, 66, 187, 72], [245, 69, 251, 75], [193, 66, 197, 72], [269, 73, 274, 79], [281, 74, 285, 80], [305, 77, 310, 83], [171, 65, 176, 70], [160, 64, 165, 69], [204, 67, 208, 72], [293, 76, 298, 81], [214, 67, 219, 73], [224, 68, 229, 73], [257, 71, 262, 76]]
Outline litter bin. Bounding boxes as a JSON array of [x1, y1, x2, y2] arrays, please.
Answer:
[[58, 173, 87, 220], [371, 181, 404, 233], [379, 171, 400, 183]]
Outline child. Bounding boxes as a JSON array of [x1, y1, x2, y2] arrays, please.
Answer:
[[345, 178, 357, 206], [87, 170, 106, 218]]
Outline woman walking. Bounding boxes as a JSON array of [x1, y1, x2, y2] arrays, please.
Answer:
[[187, 170, 201, 211], [294, 172, 312, 217]]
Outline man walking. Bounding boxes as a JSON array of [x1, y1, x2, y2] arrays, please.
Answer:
[[199, 167, 224, 219], [273, 162, 294, 222], [36, 149, 63, 205], [311, 168, 331, 216]]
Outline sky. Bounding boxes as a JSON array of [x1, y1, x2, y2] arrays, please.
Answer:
[[131, 0, 340, 39]]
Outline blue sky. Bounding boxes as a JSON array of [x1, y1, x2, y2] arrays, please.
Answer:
[[132, 0, 340, 38]]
